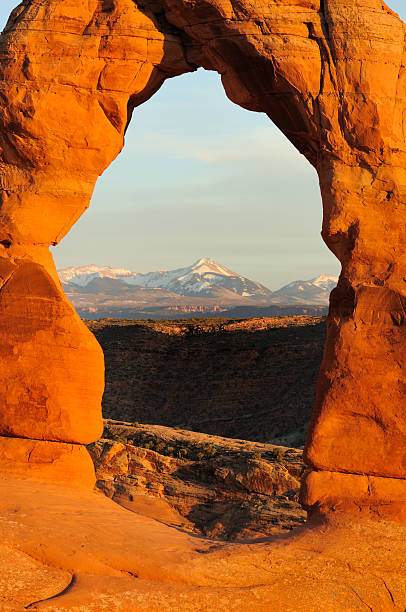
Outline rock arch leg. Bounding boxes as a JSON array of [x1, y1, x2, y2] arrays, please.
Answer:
[[301, 157, 406, 519], [0, 248, 104, 487], [0, 0, 194, 486]]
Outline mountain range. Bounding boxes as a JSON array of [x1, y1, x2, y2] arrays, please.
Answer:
[[270, 273, 338, 305], [59, 258, 338, 319]]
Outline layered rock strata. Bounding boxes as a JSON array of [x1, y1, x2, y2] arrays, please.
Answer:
[[89, 420, 306, 540], [88, 316, 326, 447], [0, 0, 405, 505], [0, 251, 104, 486]]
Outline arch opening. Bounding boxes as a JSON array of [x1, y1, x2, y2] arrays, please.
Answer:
[[53, 67, 336, 460], [54, 68, 337, 291]]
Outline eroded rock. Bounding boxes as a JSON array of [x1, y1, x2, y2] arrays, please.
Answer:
[[0, 0, 405, 607], [88, 421, 306, 540], [0, 259, 104, 445], [0, 436, 96, 489], [1, 476, 406, 610], [0, 0, 404, 512]]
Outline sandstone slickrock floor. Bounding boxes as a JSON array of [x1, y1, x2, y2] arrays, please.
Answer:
[[1, 476, 406, 611], [89, 420, 306, 540], [87, 316, 326, 447]]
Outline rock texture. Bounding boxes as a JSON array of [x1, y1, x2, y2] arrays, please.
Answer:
[[0, 436, 96, 488], [0, 252, 104, 484], [88, 316, 326, 447], [0, 259, 104, 445], [1, 477, 406, 610], [89, 420, 306, 540], [0, 0, 405, 600]]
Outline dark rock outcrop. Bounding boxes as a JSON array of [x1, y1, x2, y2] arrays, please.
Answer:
[[88, 316, 326, 447]]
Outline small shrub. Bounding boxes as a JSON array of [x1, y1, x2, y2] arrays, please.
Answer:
[[271, 448, 286, 462], [112, 434, 128, 444], [203, 444, 217, 458]]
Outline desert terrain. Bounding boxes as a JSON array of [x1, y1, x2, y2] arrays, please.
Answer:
[[1, 0, 406, 608], [88, 315, 325, 447], [90, 419, 306, 541], [85, 316, 316, 543]]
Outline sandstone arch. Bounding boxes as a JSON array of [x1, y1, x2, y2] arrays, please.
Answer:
[[0, 0, 405, 514]]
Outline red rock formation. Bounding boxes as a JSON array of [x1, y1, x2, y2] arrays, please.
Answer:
[[0, 258, 104, 445], [89, 420, 306, 540], [0, 437, 96, 488], [0, 477, 406, 612], [2, 476, 406, 610], [0, 0, 405, 507]]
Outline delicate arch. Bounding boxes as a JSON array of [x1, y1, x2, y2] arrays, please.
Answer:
[[0, 0, 405, 513]]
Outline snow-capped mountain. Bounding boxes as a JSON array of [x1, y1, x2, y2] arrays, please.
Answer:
[[59, 264, 138, 286], [58, 262, 339, 319], [60, 258, 273, 302], [270, 274, 338, 305]]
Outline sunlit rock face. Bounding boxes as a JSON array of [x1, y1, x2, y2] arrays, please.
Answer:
[[0, 0, 404, 507]]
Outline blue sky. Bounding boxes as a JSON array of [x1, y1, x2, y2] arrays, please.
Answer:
[[1, 1, 404, 288]]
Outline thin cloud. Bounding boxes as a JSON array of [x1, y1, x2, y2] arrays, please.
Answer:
[[125, 126, 302, 165]]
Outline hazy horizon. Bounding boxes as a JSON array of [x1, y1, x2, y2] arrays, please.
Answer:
[[1, 1, 404, 290]]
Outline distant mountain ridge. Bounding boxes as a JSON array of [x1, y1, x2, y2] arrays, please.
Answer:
[[271, 274, 339, 305], [60, 258, 274, 302], [58, 259, 338, 318]]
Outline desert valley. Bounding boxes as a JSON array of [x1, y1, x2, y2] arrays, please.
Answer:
[[84, 312, 321, 544]]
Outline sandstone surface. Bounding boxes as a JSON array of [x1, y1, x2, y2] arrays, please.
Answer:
[[0, 259, 104, 445], [0, 252, 104, 484], [1, 477, 406, 610], [89, 420, 306, 540], [0, 0, 406, 607], [0, 436, 96, 489]]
